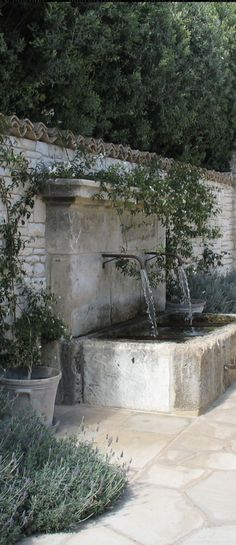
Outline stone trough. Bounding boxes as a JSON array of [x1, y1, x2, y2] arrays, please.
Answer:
[[77, 314, 236, 415]]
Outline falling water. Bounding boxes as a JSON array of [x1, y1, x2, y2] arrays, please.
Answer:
[[177, 265, 193, 325], [140, 269, 158, 337]]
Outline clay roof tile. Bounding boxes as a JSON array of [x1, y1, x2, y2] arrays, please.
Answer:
[[2, 114, 234, 186]]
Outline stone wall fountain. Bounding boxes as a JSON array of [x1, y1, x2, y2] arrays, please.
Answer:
[[43, 178, 236, 414], [79, 252, 236, 415]]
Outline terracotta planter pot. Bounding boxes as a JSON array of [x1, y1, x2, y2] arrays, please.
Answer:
[[0, 366, 61, 426]]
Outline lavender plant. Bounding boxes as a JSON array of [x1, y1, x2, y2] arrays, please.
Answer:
[[0, 392, 127, 545]]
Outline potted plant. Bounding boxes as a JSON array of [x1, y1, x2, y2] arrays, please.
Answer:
[[0, 135, 65, 425], [165, 261, 206, 315], [165, 244, 226, 316]]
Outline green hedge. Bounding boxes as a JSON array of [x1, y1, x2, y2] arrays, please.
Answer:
[[0, 2, 235, 170]]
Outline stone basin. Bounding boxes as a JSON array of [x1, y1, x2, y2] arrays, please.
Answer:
[[80, 314, 236, 415]]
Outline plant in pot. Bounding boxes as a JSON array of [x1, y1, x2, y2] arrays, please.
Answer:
[[0, 135, 65, 425], [165, 262, 206, 315], [164, 244, 226, 316]]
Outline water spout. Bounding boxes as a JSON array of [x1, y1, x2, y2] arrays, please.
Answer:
[[144, 252, 193, 325], [102, 253, 144, 269], [145, 251, 184, 266], [177, 265, 193, 325], [102, 253, 158, 337], [140, 269, 158, 337]]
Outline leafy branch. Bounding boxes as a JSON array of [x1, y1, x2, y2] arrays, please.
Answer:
[[46, 147, 223, 300], [0, 133, 65, 371]]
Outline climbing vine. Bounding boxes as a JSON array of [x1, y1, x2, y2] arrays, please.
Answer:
[[47, 148, 223, 298], [0, 109, 224, 321], [0, 129, 66, 370]]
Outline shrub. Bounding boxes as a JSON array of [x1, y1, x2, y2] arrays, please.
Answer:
[[1, 3, 236, 170], [188, 271, 236, 314], [0, 453, 29, 545], [0, 395, 127, 545]]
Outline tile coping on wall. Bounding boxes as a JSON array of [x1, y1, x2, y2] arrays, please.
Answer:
[[1, 113, 235, 187]]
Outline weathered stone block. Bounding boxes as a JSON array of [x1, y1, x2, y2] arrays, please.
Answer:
[[81, 315, 236, 415], [33, 262, 45, 276], [33, 198, 46, 223], [83, 338, 171, 412], [13, 137, 37, 151], [28, 236, 45, 249], [60, 338, 83, 404], [28, 222, 45, 238], [23, 262, 33, 276]]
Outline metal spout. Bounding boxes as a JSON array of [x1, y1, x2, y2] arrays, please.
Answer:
[[144, 251, 184, 266], [102, 253, 145, 269]]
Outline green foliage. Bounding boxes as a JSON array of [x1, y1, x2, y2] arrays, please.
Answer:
[[0, 2, 235, 170], [17, 285, 66, 343], [46, 147, 223, 300], [0, 134, 65, 370], [0, 388, 13, 418], [47, 145, 95, 179], [95, 159, 223, 295], [0, 399, 127, 545], [188, 271, 236, 314], [0, 453, 28, 545]]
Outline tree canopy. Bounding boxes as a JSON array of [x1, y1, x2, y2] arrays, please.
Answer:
[[0, 2, 235, 170]]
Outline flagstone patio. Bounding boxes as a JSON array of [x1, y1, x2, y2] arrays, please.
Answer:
[[20, 382, 236, 545]]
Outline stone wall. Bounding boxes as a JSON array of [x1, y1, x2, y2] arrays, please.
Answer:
[[1, 137, 165, 335], [1, 134, 236, 336], [4, 137, 74, 289], [192, 179, 236, 271]]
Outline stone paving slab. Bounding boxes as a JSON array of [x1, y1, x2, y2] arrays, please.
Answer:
[[178, 526, 236, 545], [157, 447, 196, 465], [21, 527, 139, 545], [17, 383, 236, 545], [104, 483, 204, 545], [203, 407, 236, 426], [56, 405, 133, 436], [65, 526, 140, 544], [118, 412, 191, 435], [168, 431, 225, 452], [186, 470, 236, 523], [185, 418, 236, 440], [137, 463, 206, 488], [185, 450, 236, 470], [95, 429, 174, 469], [20, 536, 68, 545]]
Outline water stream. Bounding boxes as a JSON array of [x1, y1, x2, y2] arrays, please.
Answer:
[[140, 269, 158, 337], [177, 265, 193, 325]]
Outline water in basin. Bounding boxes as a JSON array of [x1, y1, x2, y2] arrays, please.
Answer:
[[98, 315, 231, 342]]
